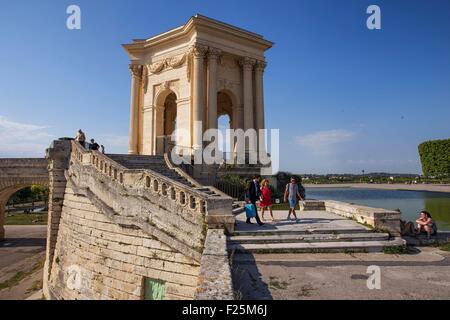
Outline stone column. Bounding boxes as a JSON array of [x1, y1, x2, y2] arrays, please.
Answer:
[[191, 44, 208, 152], [240, 57, 256, 152], [255, 60, 267, 154], [207, 48, 221, 130], [128, 64, 142, 155], [255, 60, 267, 132]]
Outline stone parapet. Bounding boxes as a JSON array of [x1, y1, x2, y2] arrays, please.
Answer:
[[195, 229, 234, 300], [324, 200, 401, 236]]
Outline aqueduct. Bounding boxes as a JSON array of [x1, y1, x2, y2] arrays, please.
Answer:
[[0, 158, 49, 240]]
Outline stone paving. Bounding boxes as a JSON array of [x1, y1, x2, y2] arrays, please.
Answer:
[[233, 210, 369, 234]]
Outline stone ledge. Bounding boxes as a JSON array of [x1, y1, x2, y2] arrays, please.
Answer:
[[195, 229, 234, 300], [324, 200, 401, 236]]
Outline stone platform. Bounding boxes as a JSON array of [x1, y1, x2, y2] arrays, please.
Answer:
[[228, 210, 405, 253]]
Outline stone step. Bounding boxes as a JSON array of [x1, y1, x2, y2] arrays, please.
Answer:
[[227, 237, 406, 254], [232, 207, 245, 215], [105, 153, 203, 190], [228, 232, 389, 244], [231, 227, 370, 237]]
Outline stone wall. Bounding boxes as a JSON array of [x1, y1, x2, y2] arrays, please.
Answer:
[[195, 229, 234, 300], [323, 200, 401, 236], [47, 186, 200, 300], [43, 140, 235, 300]]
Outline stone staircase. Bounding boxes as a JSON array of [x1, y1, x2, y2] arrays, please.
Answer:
[[227, 210, 406, 254], [108, 154, 225, 198], [107, 154, 194, 187]]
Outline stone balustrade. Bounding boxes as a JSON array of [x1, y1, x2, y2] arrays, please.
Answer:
[[71, 141, 233, 229]]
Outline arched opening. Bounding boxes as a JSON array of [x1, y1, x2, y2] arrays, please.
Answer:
[[217, 91, 234, 162], [1, 184, 49, 241], [155, 90, 178, 155], [163, 92, 177, 136], [4, 184, 49, 225]]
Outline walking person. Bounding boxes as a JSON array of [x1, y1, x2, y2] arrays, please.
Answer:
[[75, 129, 86, 148], [259, 179, 274, 222], [246, 175, 264, 226], [284, 177, 303, 222]]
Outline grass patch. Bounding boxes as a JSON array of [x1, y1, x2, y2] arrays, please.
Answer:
[[297, 284, 315, 297], [268, 277, 289, 290], [383, 245, 409, 255], [438, 242, 450, 252], [5, 212, 48, 225], [26, 279, 43, 294], [0, 259, 44, 290]]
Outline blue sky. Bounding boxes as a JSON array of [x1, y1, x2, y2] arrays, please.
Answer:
[[0, 0, 449, 174]]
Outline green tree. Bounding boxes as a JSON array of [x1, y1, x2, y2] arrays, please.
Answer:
[[418, 139, 450, 177]]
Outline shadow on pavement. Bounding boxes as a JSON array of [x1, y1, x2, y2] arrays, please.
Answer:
[[230, 250, 273, 300], [0, 238, 46, 248]]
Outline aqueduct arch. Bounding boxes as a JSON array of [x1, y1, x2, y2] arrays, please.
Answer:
[[0, 158, 49, 240]]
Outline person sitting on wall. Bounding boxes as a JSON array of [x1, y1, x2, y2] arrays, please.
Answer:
[[415, 210, 438, 239], [75, 129, 86, 148], [89, 139, 100, 151]]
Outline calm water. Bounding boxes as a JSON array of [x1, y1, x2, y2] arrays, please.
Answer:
[[306, 188, 450, 231]]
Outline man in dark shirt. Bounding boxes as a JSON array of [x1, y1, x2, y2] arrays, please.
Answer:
[[246, 175, 264, 226], [89, 139, 100, 151]]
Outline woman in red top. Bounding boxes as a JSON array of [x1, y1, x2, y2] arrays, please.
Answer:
[[260, 179, 274, 222]]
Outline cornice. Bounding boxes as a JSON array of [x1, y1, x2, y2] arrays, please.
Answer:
[[123, 14, 273, 54]]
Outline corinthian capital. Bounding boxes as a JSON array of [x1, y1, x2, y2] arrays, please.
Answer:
[[208, 47, 222, 60], [129, 64, 143, 79], [239, 57, 256, 70], [255, 60, 267, 72], [190, 43, 209, 58]]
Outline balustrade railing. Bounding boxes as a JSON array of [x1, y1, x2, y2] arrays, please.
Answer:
[[70, 141, 230, 217]]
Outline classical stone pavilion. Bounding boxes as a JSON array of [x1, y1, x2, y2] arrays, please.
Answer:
[[122, 14, 273, 157]]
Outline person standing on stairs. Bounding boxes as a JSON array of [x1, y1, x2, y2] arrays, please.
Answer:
[[246, 175, 265, 226]]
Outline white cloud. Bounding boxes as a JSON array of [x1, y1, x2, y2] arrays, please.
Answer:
[[0, 116, 54, 157], [96, 134, 128, 154], [97, 134, 128, 148], [296, 129, 355, 147]]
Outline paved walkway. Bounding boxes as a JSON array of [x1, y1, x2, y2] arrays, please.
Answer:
[[0, 225, 46, 300], [235, 210, 369, 233], [232, 247, 450, 300]]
